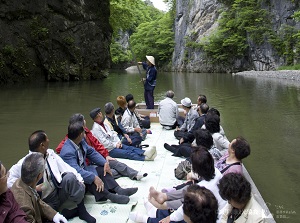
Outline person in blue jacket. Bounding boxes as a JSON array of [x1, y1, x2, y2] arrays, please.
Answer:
[[138, 55, 157, 109]]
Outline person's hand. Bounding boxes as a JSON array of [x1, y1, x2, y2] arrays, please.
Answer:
[[186, 172, 193, 181], [159, 216, 170, 223], [124, 134, 132, 144], [116, 142, 122, 148], [36, 183, 43, 192], [53, 213, 68, 223], [134, 127, 142, 133], [179, 138, 184, 144], [104, 162, 112, 176], [93, 175, 104, 192], [106, 156, 116, 162]]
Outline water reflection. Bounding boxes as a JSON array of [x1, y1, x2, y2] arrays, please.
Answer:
[[0, 70, 299, 222]]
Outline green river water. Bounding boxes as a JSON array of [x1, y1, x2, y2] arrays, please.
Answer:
[[0, 70, 299, 222]]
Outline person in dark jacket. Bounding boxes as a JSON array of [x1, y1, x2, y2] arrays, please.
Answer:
[[138, 55, 157, 109]]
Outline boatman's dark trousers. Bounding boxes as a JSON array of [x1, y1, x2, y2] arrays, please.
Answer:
[[144, 90, 154, 109]]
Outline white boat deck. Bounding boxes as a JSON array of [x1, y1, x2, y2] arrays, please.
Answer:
[[66, 123, 275, 223], [67, 123, 185, 223]]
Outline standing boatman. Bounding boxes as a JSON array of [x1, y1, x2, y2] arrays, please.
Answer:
[[138, 55, 157, 109]]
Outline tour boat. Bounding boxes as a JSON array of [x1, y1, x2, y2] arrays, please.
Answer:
[[67, 103, 275, 222]]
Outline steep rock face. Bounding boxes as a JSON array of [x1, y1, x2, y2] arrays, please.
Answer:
[[172, 0, 299, 72], [0, 0, 112, 83]]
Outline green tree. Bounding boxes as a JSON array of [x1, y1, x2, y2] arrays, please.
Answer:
[[110, 0, 164, 66], [130, 12, 175, 66], [199, 0, 270, 66]]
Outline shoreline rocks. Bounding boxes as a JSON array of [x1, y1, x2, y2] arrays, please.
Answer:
[[235, 70, 300, 82]]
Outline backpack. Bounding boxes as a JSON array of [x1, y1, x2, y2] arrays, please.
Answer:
[[174, 160, 192, 180]]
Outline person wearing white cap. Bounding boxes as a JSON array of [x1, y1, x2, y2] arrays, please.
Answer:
[[174, 97, 199, 140], [138, 55, 157, 109]]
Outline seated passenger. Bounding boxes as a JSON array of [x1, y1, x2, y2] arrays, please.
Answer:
[[174, 97, 199, 140], [90, 107, 156, 161], [218, 173, 267, 223], [164, 128, 222, 161], [11, 153, 67, 223], [129, 185, 219, 223], [215, 136, 251, 175], [125, 93, 151, 129], [105, 102, 143, 147], [121, 100, 148, 141], [179, 103, 209, 144], [183, 185, 218, 223], [164, 136, 250, 192], [193, 94, 207, 111], [56, 113, 147, 181], [8, 130, 94, 222], [205, 113, 230, 155], [60, 122, 138, 204], [115, 95, 127, 118], [158, 90, 179, 130], [0, 161, 28, 223], [129, 147, 226, 223]]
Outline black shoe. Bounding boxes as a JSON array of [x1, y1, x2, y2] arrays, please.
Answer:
[[107, 193, 130, 204], [77, 200, 96, 223], [115, 187, 138, 196], [164, 143, 176, 153], [61, 208, 78, 219]]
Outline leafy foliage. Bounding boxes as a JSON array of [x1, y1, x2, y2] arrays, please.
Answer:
[[199, 0, 270, 66], [130, 12, 175, 66], [110, 0, 174, 67], [110, 0, 162, 35], [0, 41, 36, 84]]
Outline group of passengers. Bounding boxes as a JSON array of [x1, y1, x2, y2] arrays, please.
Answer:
[[0, 92, 267, 223], [0, 93, 156, 223], [129, 92, 268, 223]]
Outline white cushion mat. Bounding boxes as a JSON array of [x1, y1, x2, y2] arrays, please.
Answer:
[[66, 123, 185, 223]]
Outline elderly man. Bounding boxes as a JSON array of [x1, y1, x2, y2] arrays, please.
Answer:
[[179, 103, 209, 144], [104, 102, 142, 147], [56, 113, 148, 181], [158, 90, 179, 130], [8, 130, 95, 222], [121, 100, 148, 141], [174, 97, 199, 140], [91, 107, 156, 161], [0, 161, 28, 223], [60, 122, 138, 204], [11, 153, 67, 223], [125, 94, 151, 129], [193, 94, 207, 111]]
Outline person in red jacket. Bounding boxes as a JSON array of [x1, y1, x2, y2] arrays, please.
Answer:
[[56, 113, 147, 181]]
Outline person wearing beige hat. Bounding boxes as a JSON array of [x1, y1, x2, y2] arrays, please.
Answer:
[[138, 55, 157, 109]]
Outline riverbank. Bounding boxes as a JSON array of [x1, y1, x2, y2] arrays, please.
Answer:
[[235, 70, 300, 81]]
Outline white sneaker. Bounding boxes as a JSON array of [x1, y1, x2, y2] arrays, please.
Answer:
[[144, 146, 156, 160], [129, 212, 148, 223]]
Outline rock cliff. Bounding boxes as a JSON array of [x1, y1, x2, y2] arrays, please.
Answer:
[[0, 0, 112, 84], [172, 0, 300, 72]]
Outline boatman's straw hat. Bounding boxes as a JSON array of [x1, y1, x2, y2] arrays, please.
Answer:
[[146, 55, 155, 65]]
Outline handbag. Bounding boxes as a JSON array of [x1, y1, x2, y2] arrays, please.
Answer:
[[174, 160, 192, 180]]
